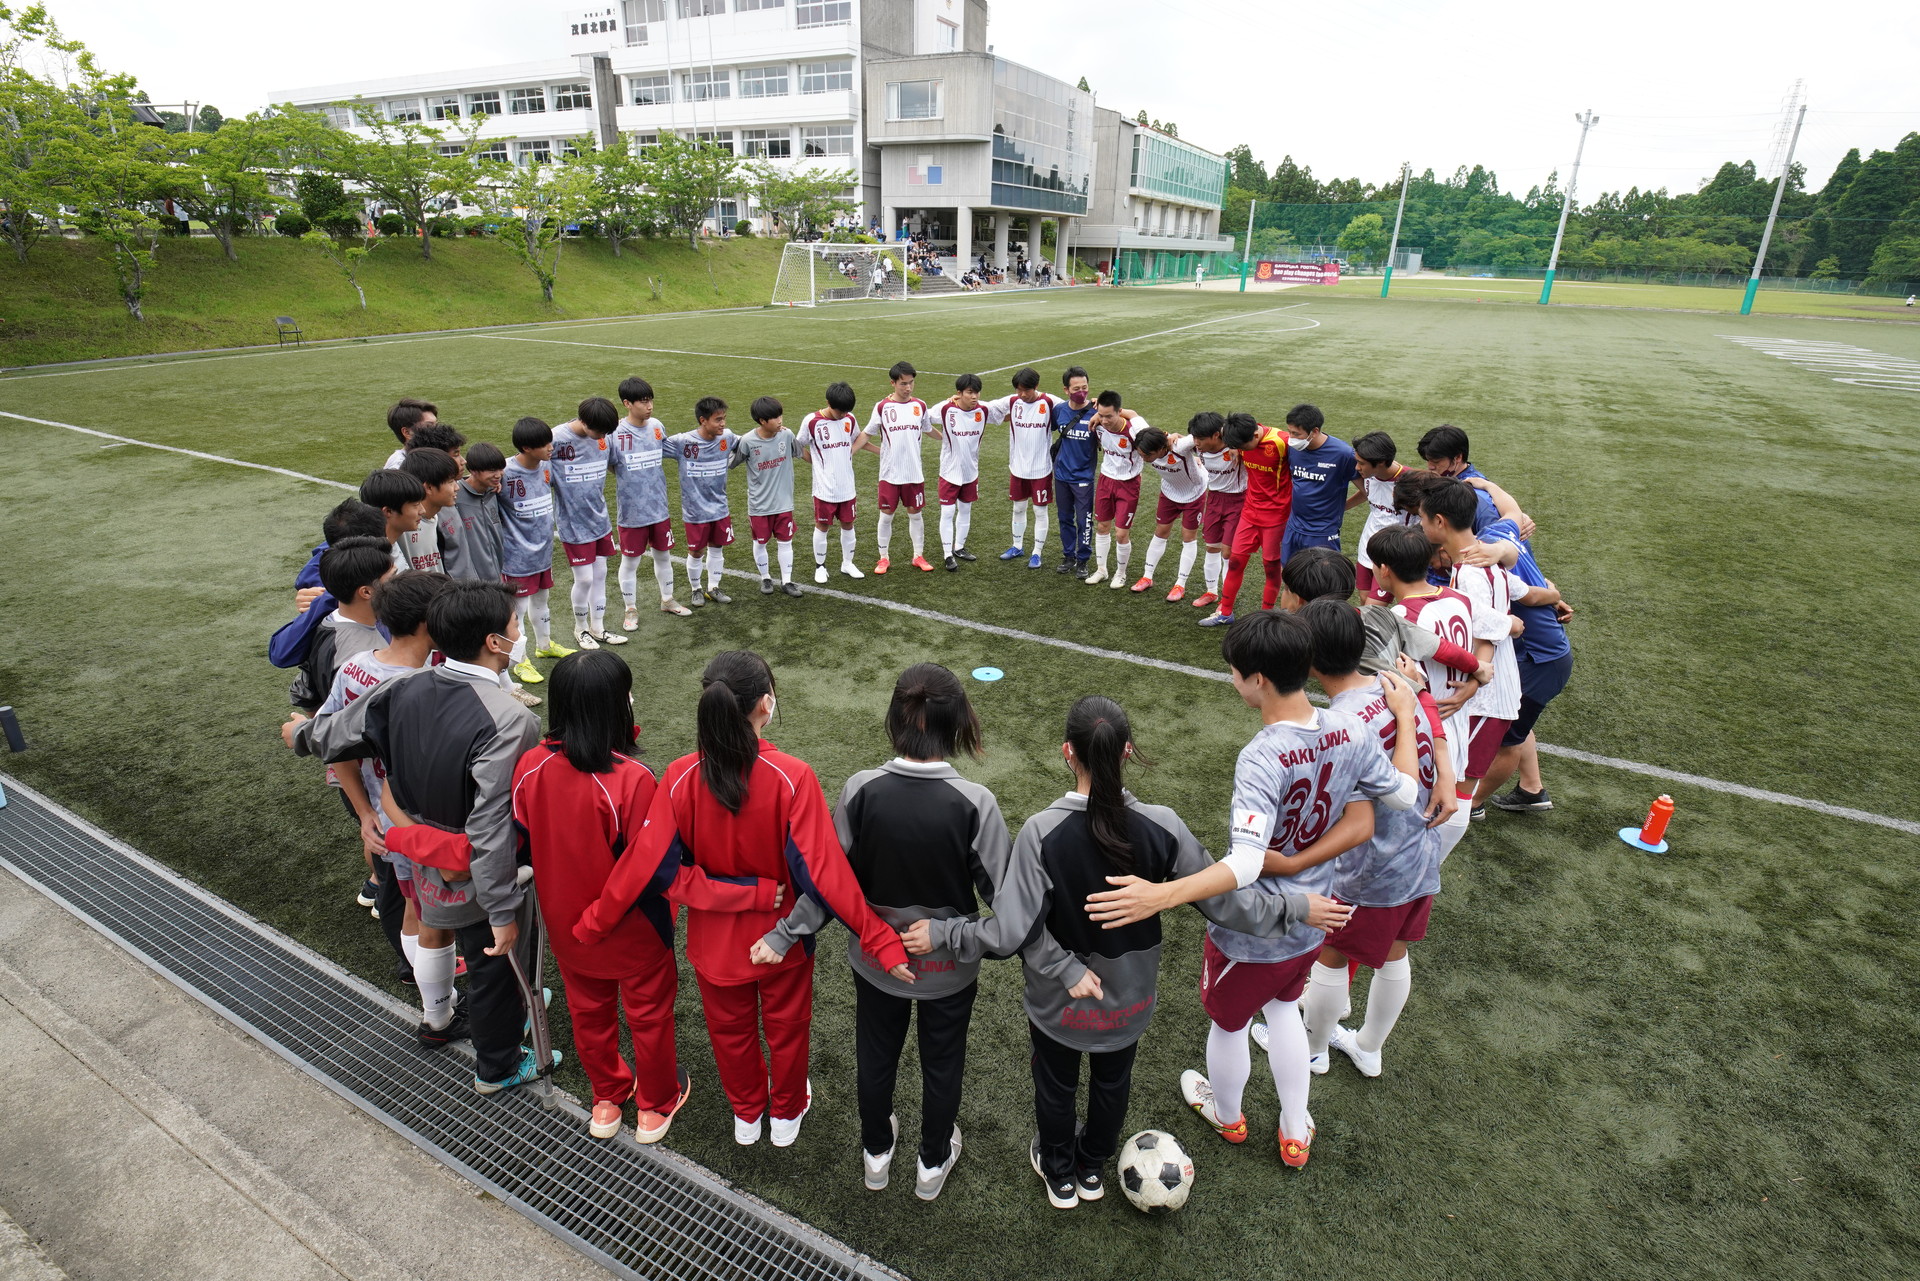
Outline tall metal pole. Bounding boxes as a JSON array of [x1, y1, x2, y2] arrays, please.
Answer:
[[1238, 197, 1256, 293], [1742, 103, 1806, 316], [1381, 161, 1409, 298], [1540, 109, 1598, 305]]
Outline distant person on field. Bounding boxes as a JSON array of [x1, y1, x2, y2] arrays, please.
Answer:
[[1049, 367, 1097, 575], [498, 416, 574, 687], [1186, 411, 1245, 612], [797, 381, 874, 583], [865, 362, 933, 574], [925, 373, 1001, 570], [1200, 413, 1296, 628], [987, 367, 1060, 569]]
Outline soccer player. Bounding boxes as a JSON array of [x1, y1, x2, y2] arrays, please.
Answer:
[[1278, 546, 1488, 704], [441, 442, 504, 581], [1187, 412, 1244, 613], [989, 368, 1059, 569], [1085, 394, 1147, 588], [731, 396, 805, 597], [667, 397, 739, 607], [1473, 510, 1575, 816], [383, 397, 436, 469], [1050, 367, 1097, 575], [499, 417, 574, 687], [550, 397, 628, 649], [1416, 424, 1499, 532], [609, 377, 692, 623], [865, 361, 933, 574], [798, 382, 871, 584], [397, 447, 459, 574], [1200, 412, 1293, 628], [359, 469, 427, 572], [1349, 431, 1415, 602], [1134, 426, 1208, 600], [273, 500, 388, 666], [404, 422, 467, 475], [1279, 404, 1357, 563], [289, 537, 393, 714], [925, 373, 998, 570]]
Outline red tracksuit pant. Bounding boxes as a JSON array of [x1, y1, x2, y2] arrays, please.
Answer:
[[557, 958, 679, 1110], [1220, 516, 1286, 615], [695, 956, 815, 1122]]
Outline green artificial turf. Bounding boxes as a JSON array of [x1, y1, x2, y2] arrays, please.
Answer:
[[1, 289, 1916, 1280], [1313, 272, 1920, 322]]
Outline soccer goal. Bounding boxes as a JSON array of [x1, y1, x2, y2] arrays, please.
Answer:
[[771, 242, 910, 306]]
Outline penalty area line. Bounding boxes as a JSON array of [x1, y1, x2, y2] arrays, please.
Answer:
[[980, 302, 1318, 375]]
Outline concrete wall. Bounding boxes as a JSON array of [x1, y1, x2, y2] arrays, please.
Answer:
[[862, 51, 995, 141], [877, 139, 992, 208]]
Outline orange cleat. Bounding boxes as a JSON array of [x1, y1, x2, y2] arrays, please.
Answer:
[[1279, 1113, 1316, 1169], [873, 557, 890, 575], [1129, 576, 1152, 593], [912, 555, 934, 572], [1179, 1070, 1247, 1144], [1166, 585, 1187, 603], [1190, 591, 1219, 610]]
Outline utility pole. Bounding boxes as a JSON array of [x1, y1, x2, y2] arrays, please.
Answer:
[[1742, 102, 1806, 316], [1540, 109, 1598, 305], [1238, 197, 1256, 293], [1381, 161, 1409, 298]]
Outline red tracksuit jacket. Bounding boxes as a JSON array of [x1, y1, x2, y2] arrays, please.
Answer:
[[575, 739, 910, 985]]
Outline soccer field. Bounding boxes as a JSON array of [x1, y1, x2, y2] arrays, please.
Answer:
[[1310, 271, 1920, 323], [2, 289, 1917, 1280]]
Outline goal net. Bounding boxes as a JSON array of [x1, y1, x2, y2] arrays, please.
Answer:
[[771, 242, 910, 306]]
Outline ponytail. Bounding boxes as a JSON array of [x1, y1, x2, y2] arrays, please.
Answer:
[[697, 650, 774, 813], [1065, 695, 1142, 875]]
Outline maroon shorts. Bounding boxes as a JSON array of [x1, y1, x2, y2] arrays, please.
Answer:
[[503, 569, 553, 597], [685, 517, 735, 553], [1094, 475, 1141, 529], [618, 521, 674, 555], [812, 497, 857, 527], [749, 511, 796, 542], [937, 477, 979, 505], [1465, 715, 1513, 778], [1324, 895, 1432, 969], [1155, 493, 1204, 531], [1199, 935, 1319, 1031], [1354, 562, 1393, 603], [394, 873, 418, 906], [1229, 514, 1286, 563], [1008, 474, 1054, 505], [1202, 491, 1245, 545], [877, 481, 925, 513], [563, 533, 616, 566]]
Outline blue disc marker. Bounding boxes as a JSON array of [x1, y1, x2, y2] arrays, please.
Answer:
[[1617, 826, 1669, 854], [971, 667, 1004, 682]]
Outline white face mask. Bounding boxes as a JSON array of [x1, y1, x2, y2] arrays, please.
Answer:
[[765, 694, 777, 719]]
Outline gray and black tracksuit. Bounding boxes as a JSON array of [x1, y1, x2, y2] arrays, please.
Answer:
[[294, 659, 541, 1082], [931, 791, 1305, 1182], [765, 759, 1011, 1166]]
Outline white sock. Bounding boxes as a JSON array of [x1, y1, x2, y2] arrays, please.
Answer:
[[1142, 535, 1169, 579], [686, 551, 704, 593], [955, 501, 972, 550], [1205, 1020, 1253, 1123], [1176, 539, 1198, 587], [511, 609, 530, 663], [939, 505, 956, 556], [530, 595, 552, 650], [877, 512, 894, 558], [651, 548, 676, 600], [1302, 961, 1348, 1056], [813, 527, 829, 566], [839, 526, 858, 564], [1094, 531, 1111, 574], [752, 539, 770, 577], [1032, 505, 1048, 550], [1113, 541, 1132, 580], [907, 511, 925, 557], [1357, 955, 1412, 1054], [1204, 550, 1223, 593], [587, 557, 608, 629], [618, 555, 641, 610], [776, 538, 793, 583], [706, 547, 725, 586], [1261, 998, 1313, 1142], [416, 943, 456, 1029], [570, 562, 593, 631], [1011, 500, 1029, 547], [400, 931, 421, 970]]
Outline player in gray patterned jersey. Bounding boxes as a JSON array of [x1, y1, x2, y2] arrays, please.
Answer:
[[730, 397, 805, 597], [665, 397, 739, 607], [610, 377, 690, 624], [498, 418, 574, 687], [549, 397, 629, 651]]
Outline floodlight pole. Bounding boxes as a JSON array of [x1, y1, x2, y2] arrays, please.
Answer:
[[1381, 161, 1409, 298], [1742, 103, 1806, 316], [1238, 198, 1256, 293], [1540, 109, 1598, 305]]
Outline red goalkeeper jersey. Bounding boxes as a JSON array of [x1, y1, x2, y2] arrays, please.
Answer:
[[1238, 424, 1295, 525]]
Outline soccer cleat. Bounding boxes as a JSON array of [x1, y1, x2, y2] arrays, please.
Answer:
[[356, 877, 378, 908], [761, 576, 776, 594], [874, 558, 891, 575], [589, 628, 629, 646], [1179, 1069, 1247, 1144], [1251, 1018, 1269, 1053], [1074, 559, 1091, 579], [944, 555, 959, 571], [1166, 585, 1187, 602], [914, 1125, 962, 1201], [590, 1100, 625, 1140], [508, 686, 542, 708], [1491, 786, 1554, 812], [864, 1114, 899, 1191], [623, 606, 640, 631], [1108, 572, 1127, 590], [417, 1007, 470, 1050], [660, 598, 692, 617], [1198, 610, 1235, 628], [1084, 568, 1108, 586], [1031, 1135, 1078, 1210], [511, 659, 544, 685], [1279, 1113, 1317, 1169], [474, 1047, 561, 1095], [954, 547, 977, 562], [814, 565, 829, 584], [689, 588, 707, 608], [781, 582, 802, 597], [1327, 1023, 1383, 1078], [839, 561, 865, 580], [734, 1113, 764, 1145], [769, 1079, 812, 1148], [1130, 576, 1153, 593], [575, 630, 600, 650], [912, 555, 934, 572], [1309, 1048, 1330, 1075], [635, 1065, 693, 1145], [707, 587, 732, 604], [1056, 559, 1074, 575], [1189, 591, 1219, 610], [1028, 552, 1044, 569], [999, 545, 1025, 561], [1469, 803, 1487, 822], [1074, 1168, 1104, 1202], [534, 641, 576, 660]]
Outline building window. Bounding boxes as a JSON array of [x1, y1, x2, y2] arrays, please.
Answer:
[[736, 0, 783, 8], [633, 131, 660, 150], [684, 68, 730, 101], [320, 105, 358, 129], [559, 140, 582, 159], [677, 0, 724, 14], [466, 91, 503, 117], [508, 87, 547, 114], [386, 99, 422, 123], [438, 143, 467, 157], [709, 199, 739, 223], [801, 124, 852, 157], [742, 128, 792, 158], [475, 141, 509, 163], [796, 1, 850, 28], [628, 74, 671, 106], [430, 96, 460, 121], [553, 83, 592, 111], [623, 0, 664, 43], [738, 65, 788, 98], [693, 129, 735, 153], [517, 140, 553, 167], [798, 58, 852, 94], [936, 17, 957, 50], [886, 80, 942, 121]]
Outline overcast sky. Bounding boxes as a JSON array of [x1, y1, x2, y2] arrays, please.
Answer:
[[57, 0, 1920, 198]]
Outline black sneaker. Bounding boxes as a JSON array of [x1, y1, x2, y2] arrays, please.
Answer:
[[944, 555, 959, 571], [396, 961, 417, 986], [1030, 1135, 1077, 1209], [356, 877, 378, 908], [780, 582, 803, 597], [1056, 559, 1074, 575], [1074, 559, 1091, 579], [1490, 786, 1553, 812], [954, 547, 977, 562], [1469, 804, 1487, 821], [418, 1005, 470, 1049], [760, 576, 775, 594], [1074, 1168, 1104, 1201]]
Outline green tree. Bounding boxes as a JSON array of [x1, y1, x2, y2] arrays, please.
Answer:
[[296, 171, 363, 238], [327, 106, 471, 260], [1224, 143, 1267, 191], [745, 159, 854, 237], [1810, 255, 1841, 279], [0, 2, 85, 262], [1830, 133, 1920, 275], [642, 132, 739, 249], [70, 95, 171, 320], [471, 142, 595, 303], [1335, 211, 1389, 263], [574, 132, 655, 255], [1076, 76, 1090, 93], [160, 110, 298, 260], [302, 226, 381, 308]]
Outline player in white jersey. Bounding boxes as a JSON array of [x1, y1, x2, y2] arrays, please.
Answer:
[[1085, 392, 1146, 588], [1185, 413, 1246, 612], [798, 381, 873, 583], [1349, 431, 1417, 602], [1133, 429, 1209, 601], [925, 373, 1004, 570], [383, 397, 436, 469], [986, 367, 1059, 568], [863, 360, 933, 574]]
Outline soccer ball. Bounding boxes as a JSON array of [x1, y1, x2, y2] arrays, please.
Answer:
[[1118, 1129, 1194, 1214]]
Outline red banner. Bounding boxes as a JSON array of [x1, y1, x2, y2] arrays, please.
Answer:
[[1254, 261, 1341, 285]]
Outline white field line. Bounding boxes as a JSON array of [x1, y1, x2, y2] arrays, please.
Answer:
[[979, 303, 1318, 375], [797, 301, 1048, 322], [474, 332, 960, 376], [10, 408, 1914, 838]]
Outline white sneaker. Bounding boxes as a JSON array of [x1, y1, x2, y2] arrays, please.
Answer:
[[734, 1113, 763, 1145], [1108, 572, 1127, 590], [814, 565, 829, 584], [1327, 1023, 1382, 1077], [622, 606, 639, 631], [769, 1079, 812, 1147], [839, 561, 864, 580], [863, 1114, 898, 1190], [1084, 568, 1108, 586], [914, 1125, 962, 1201], [1250, 1019, 1270, 1053], [1308, 1049, 1330, 1075], [575, 629, 600, 650]]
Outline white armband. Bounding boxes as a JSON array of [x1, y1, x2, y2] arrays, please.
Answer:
[[1379, 772, 1418, 812], [1224, 841, 1268, 889]]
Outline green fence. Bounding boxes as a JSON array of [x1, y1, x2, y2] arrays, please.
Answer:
[[1106, 249, 1243, 286]]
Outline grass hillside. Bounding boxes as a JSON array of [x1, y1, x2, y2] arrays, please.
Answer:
[[0, 233, 786, 367]]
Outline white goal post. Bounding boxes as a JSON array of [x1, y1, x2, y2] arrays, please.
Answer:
[[771, 242, 911, 306]]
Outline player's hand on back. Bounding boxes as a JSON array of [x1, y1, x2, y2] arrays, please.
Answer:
[[1086, 875, 1173, 928], [1423, 787, 1458, 829], [1304, 894, 1354, 933], [1453, 541, 1504, 568], [1068, 970, 1103, 1001], [1394, 653, 1428, 689], [900, 919, 934, 955], [1378, 669, 1418, 719], [294, 586, 324, 614], [1436, 678, 1479, 718], [280, 711, 308, 749], [748, 939, 784, 966]]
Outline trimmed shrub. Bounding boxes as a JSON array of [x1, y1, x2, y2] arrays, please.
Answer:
[[274, 211, 312, 238]]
